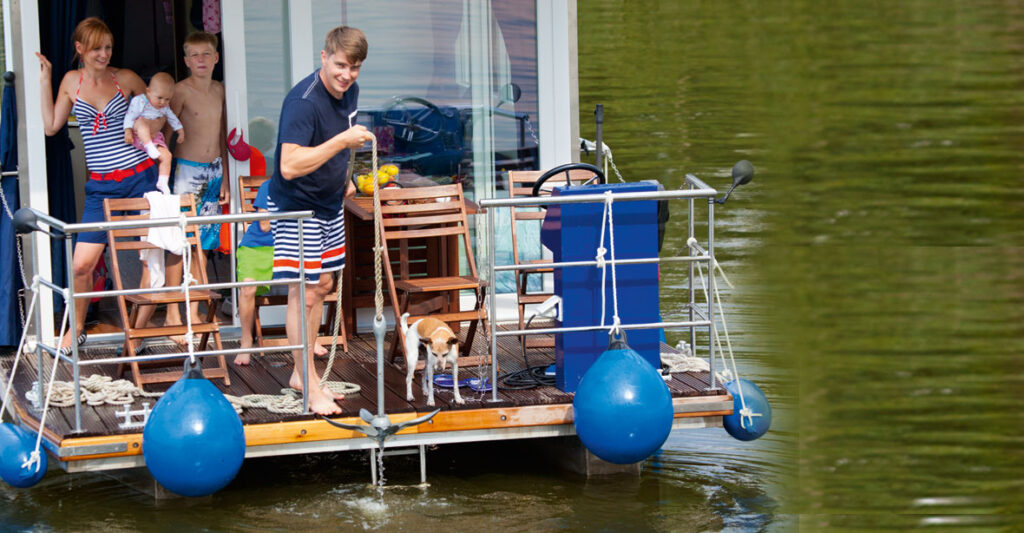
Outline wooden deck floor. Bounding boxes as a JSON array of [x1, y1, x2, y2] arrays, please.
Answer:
[[1, 323, 730, 470], [2, 324, 721, 440]]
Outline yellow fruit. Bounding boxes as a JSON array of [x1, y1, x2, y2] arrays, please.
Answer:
[[380, 164, 399, 176], [377, 172, 391, 185]]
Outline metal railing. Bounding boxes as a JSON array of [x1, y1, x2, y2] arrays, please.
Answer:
[[21, 207, 315, 432], [477, 175, 722, 402], [16, 173, 729, 429]]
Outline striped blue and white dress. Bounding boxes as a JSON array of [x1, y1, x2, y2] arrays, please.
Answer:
[[73, 71, 148, 174], [73, 71, 158, 244]]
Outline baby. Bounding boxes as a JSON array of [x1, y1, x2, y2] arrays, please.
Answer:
[[123, 72, 183, 194]]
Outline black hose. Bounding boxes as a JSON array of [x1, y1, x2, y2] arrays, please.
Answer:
[[498, 312, 556, 390]]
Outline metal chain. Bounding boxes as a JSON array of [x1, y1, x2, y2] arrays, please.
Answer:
[[523, 115, 540, 148], [0, 174, 29, 327]]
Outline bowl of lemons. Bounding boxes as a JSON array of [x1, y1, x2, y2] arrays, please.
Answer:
[[355, 163, 400, 196]]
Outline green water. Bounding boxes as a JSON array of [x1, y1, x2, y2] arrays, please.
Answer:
[[580, 0, 1024, 528], [4, 1, 1024, 530]]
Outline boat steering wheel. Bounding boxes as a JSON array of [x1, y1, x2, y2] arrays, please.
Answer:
[[530, 163, 606, 196], [381, 96, 454, 145]]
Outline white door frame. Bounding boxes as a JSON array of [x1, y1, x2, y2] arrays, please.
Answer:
[[8, 0, 56, 346], [537, 0, 579, 168]]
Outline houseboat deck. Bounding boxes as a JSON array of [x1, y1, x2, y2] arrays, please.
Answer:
[[1, 322, 732, 473]]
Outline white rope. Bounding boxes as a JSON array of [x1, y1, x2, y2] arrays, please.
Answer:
[[596, 191, 622, 334], [23, 296, 73, 473], [225, 381, 362, 415], [597, 198, 608, 328], [26, 374, 163, 407], [691, 246, 759, 429], [662, 340, 715, 374], [168, 209, 357, 411], [317, 268, 347, 385], [22, 374, 359, 416], [370, 135, 384, 321], [1, 285, 38, 421], [178, 216, 197, 364], [578, 138, 625, 183]]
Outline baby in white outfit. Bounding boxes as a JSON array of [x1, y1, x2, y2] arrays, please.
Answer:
[[123, 72, 184, 194]]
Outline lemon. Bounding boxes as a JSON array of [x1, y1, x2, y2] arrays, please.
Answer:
[[380, 164, 399, 176], [377, 172, 391, 185]]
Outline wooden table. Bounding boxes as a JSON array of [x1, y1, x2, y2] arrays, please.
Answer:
[[342, 195, 478, 338]]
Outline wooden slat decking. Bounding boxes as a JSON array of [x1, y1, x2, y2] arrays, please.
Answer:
[[1, 323, 725, 445]]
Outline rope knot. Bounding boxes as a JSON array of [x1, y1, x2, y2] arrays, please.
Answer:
[[739, 406, 763, 429], [686, 236, 698, 249], [595, 246, 607, 269], [21, 450, 41, 473]]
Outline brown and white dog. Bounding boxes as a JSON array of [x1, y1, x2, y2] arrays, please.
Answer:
[[400, 313, 464, 406]]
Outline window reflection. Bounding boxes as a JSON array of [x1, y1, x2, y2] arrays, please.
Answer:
[[310, 0, 540, 199], [244, 0, 540, 293]]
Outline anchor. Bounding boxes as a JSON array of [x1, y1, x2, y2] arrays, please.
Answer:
[[320, 316, 439, 465], [321, 406, 439, 448], [319, 137, 440, 482]]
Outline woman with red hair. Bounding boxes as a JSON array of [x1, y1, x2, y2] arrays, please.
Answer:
[[37, 17, 156, 353]]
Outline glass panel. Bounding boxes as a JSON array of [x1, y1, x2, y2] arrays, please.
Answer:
[[239, 1, 539, 293], [307, 1, 539, 292], [243, 0, 291, 175]]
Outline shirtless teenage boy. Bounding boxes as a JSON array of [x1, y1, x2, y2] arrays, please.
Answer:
[[162, 31, 229, 339]]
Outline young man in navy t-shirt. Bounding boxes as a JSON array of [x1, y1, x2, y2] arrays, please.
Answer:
[[268, 26, 373, 415]]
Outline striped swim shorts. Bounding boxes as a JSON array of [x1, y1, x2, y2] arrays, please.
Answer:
[[267, 197, 346, 282]]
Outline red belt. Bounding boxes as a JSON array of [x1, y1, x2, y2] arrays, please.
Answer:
[[89, 158, 155, 182]]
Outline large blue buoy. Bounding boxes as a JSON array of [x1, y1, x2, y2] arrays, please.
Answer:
[[143, 359, 245, 497], [572, 332, 675, 464], [722, 379, 772, 441], [0, 422, 47, 488]]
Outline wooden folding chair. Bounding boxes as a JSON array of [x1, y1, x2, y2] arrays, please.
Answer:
[[377, 183, 488, 365], [237, 175, 347, 352], [508, 169, 601, 355], [103, 194, 229, 388]]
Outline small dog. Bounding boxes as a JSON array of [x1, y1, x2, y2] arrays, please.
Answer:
[[401, 312, 463, 406]]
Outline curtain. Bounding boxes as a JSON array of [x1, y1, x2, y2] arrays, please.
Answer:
[[0, 76, 24, 346], [38, 0, 87, 311]]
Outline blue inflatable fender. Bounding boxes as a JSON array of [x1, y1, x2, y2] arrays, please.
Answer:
[[143, 359, 246, 497], [572, 332, 675, 464], [0, 422, 47, 488], [722, 378, 772, 441]]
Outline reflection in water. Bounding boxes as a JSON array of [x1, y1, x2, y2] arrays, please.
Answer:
[[5, 0, 1024, 529], [580, 0, 1024, 527]]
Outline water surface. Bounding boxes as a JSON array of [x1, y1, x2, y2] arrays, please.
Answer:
[[4, 0, 1024, 530]]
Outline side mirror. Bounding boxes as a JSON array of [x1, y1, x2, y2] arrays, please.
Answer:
[[715, 160, 754, 205]]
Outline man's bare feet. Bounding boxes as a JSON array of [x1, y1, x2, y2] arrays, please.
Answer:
[[289, 373, 341, 414], [289, 373, 345, 401], [314, 343, 328, 357], [307, 387, 342, 415]]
